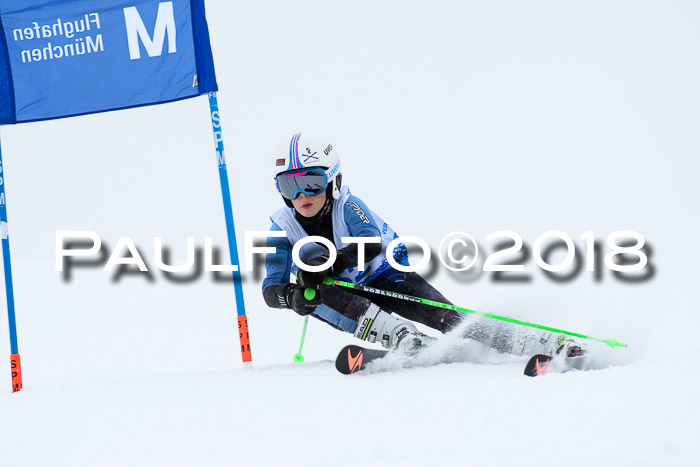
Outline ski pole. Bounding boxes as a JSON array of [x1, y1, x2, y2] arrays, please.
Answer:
[[320, 277, 627, 349], [293, 288, 317, 362], [293, 315, 309, 363]]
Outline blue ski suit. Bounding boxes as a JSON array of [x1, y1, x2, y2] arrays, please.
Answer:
[[261, 185, 464, 335]]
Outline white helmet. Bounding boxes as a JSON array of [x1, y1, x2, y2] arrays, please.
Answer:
[[273, 132, 342, 205]]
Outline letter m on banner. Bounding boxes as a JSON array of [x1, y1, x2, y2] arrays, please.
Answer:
[[0, 0, 217, 123], [124, 1, 177, 60]]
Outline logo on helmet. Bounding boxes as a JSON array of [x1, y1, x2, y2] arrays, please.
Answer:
[[302, 147, 318, 164], [323, 144, 333, 156]]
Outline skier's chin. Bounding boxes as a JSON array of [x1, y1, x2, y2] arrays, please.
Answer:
[[296, 206, 315, 217]]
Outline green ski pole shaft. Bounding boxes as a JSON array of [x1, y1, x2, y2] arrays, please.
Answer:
[[292, 288, 317, 362], [293, 316, 309, 363], [321, 277, 627, 349]]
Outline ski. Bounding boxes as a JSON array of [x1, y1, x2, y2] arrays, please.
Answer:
[[523, 353, 588, 377], [335, 344, 389, 375], [335, 343, 438, 375], [337, 346, 590, 376], [524, 354, 554, 376]]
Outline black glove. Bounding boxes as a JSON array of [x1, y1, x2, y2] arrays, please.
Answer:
[[285, 284, 323, 316], [296, 254, 332, 290]]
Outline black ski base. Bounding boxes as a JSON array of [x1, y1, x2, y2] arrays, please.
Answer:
[[335, 345, 389, 375]]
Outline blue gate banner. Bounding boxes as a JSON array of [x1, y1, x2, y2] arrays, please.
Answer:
[[0, 0, 217, 124]]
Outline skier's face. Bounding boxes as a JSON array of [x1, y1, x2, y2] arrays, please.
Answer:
[[291, 192, 326, 217]]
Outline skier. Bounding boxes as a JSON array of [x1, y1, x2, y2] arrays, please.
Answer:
[[262, 132, 586, 357]]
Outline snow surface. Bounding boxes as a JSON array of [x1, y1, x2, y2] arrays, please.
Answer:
[[1, 1, 699, 466]]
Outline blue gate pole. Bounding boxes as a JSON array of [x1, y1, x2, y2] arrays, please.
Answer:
[[0, 132, 22, 391], [207, 92, 252, 370]]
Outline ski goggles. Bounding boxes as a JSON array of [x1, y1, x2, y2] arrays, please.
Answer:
[[275, 160, 340, 200]]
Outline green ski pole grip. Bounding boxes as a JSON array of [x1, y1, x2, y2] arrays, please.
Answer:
[[302, 277, 335, 300]]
